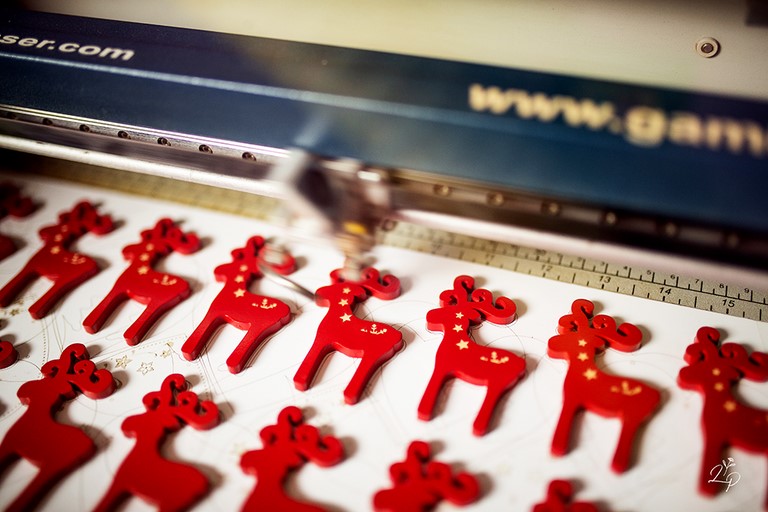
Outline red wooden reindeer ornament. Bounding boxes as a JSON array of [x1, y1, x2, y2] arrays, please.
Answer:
[[373, 440, 480, 512], [0, 201, 113, 318], [240, 406, 345, 512], [83, 218, 200, 345], [182, 236, 296, 373], [532, 480, 599, 512], [417, 275, 523, 436], [0, 343, 115, 512], [0, 182, 35, 260], [94, 373, 219, 512], [677, 327, 768, 507], [547, 299, 660, 473], [293, 267, 402, 404]]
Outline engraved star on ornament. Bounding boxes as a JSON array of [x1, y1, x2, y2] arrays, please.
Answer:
[[340, 313, 352, 322], [234, 288, 246, 298], [456, 340, 469, 350], [583, 368, 598, 380]]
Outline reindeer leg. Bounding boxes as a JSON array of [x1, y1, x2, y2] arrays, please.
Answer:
[[92, 481, 129, 512], [343, 350, 389, 405], [0, 439, 19, 478], [0, 265, 36, 307], [182, 311, 224, 361], [551, 396, 580, 457], [418, 367, 450, 422], [473, 382, 511, 436], [226, 326, 271, 374], [83, 287, 127, 334], [611, 418, 642, 473], [29, 270, 95, 319], [294, 340, 335, 392], [124, 298, 178, 346], [6, 462, 69, 512], [699, 436, 725, 497]]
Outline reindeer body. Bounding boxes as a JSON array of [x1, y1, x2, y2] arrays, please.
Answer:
[[0, 344, 115, 512], [547, 299, 660, 473], [373, 441, 479, 512], [240, 406, 344, 512], [0, 201, 113, 319], [182, 236, 295, 373], [84, 218, 200, 345], [293, 267, 402, 405], [0, 182, 34, 261], [417, 275, 522, 436], [677, 327, 768, 507], [94, 373, 219, 512]]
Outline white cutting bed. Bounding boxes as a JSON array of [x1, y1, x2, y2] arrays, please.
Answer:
[[0, 173, 765, 511]]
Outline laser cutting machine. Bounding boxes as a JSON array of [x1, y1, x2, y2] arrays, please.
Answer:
[[1, 1, 767, 293]]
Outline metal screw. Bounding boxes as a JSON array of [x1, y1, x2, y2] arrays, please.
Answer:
[[487, 192, 505, 206], [157, 137, 169, 146], [242, 152, 256, 160], [118, 130, 129, 139], [544, 202, 561, 216], [696, 37, 720, 58], [199, 144, 213, 153]]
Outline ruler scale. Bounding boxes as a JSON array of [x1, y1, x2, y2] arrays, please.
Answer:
[[18, 158, 768, 322]]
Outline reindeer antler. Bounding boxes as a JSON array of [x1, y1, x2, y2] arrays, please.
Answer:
[[329, 267, 400, 300], [720, 342, 768, 382], [425, 460, 480, 506], [557, 299, 641, 352], [438, 276, 474, 306], [141, 218, 200, 255], [40, 344, 115, 399], [0, 183, 34, 218], [61, 202, 114, 235], [142, 374, 219, 430]]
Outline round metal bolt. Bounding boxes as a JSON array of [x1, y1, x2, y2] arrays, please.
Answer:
[[380, 219, 397, 232], [544, 202, 561, 216], [157, 137, 169, 146], [199, 144, 213, 153], [487, 192, 505, 206], [79, 124, 90, 132], [695, 37, 720, 58], [118, 130, 129, 139], [42, 118, 53, 126], [242, 152, 256, 160]]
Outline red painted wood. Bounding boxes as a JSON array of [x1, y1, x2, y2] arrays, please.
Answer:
[[240, 406, 344, 512], [0, 201, 113, 318], [0, 182, 35, 261], [0, 344, 115, 512], [417, 275, 523, 435], [182, 236, 296, 373], [83, 218, 200, 345], [678, 327, 768, 507], [532, 479, 599, 512], [293, 267, 403, 404], [94, 373, 219, 512], [373, 441, 480, 512], [547, 299, 661, 473]]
